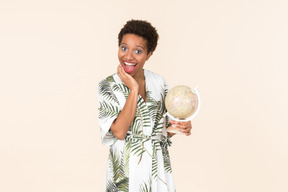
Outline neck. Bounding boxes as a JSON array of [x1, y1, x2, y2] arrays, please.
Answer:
[[133, 69, 145, 84]]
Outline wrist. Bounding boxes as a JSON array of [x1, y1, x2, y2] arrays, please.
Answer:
[[130, 86, 139, 93], [167, 132, 175, 138]]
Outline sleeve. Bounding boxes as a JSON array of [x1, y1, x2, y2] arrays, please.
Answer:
[[162, 77, 173, 146], [163, 78, 169, 98], [163, 77, 169, 123], [98, 79, 120, 146]]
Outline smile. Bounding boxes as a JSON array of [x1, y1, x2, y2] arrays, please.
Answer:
[[123, 61, 137, 73], [124, 61, 136, 66]]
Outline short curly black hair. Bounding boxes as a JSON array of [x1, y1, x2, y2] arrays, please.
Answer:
[[118, 20, 159, 54]]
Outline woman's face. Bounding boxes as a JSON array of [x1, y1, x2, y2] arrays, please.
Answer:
[[118, 33, 151, 77]]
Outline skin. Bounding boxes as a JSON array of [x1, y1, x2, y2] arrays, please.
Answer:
[[110, 33, 192, 140]]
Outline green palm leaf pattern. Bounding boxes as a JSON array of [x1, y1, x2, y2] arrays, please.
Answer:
[[126, 137, 149, 159], [106, 180, 117, 192], [160, 139, 172, 174], [131, 98, 151, 134], [139, 177, 152, 192], [147, 87, 167, 136], [99, 101, 119, 120], [99, 76, 120, 105], [107, 149, 129, 192], [123, 141, 131, 176], [115, 83, 130, 99], [100, 71, 175, 191], [146, 90, 158, 121]]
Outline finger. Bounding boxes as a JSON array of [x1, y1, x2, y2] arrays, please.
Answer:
[[185, 127, 192, 134], [120, 65, 131, 79], [170, 121, 179, 128], [117, 65, 122, 76], [168, 120, 186, 125], [168, 120, 178, 126], [180, 127, 191, 133], [176, 123, 191, 129], [118, 65, 126, 78], [186, 131, 191, 136], [183, 122, 192, 128], [119, 64, 124, 74], [177, 121, 191, 126]]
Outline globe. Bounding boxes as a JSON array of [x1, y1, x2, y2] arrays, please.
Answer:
[[165, 85, 199, 120]]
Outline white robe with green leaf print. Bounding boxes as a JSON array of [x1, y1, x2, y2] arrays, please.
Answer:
[[98, 69, 176, 192]]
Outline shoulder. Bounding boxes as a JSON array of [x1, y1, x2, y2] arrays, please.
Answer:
[[145, 70, 169, 96], [144, 69, 167, 84], [98, 74, 121, 104], [98, 74, 117, 97], [98, 74, 117, 87]]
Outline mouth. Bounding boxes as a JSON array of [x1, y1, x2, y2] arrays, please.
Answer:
[[123, 61, 137, 73]]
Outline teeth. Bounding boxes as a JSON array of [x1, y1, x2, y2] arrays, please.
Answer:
[[124, 62, 136, 66]]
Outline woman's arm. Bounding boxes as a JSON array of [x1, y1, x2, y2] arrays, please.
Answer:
[[110, 65, 139, 140]]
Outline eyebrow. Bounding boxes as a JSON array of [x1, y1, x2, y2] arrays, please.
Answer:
[[120, 42, 144, 50], [136, 45, 144, 49]]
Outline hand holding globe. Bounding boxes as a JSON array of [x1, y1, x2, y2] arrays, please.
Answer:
[[164, 86, 201, 134]]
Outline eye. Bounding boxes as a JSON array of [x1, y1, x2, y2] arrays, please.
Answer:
[[121, 46, 127, 51], [135, 49, 142, 54]]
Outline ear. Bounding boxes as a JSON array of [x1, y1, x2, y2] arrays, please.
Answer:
[[146, 52, 153, 60]]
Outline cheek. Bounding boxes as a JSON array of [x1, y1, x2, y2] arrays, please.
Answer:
[[138, 56, 147, 64], [118, 54, 123, 63], [118, 50, 123, 59]]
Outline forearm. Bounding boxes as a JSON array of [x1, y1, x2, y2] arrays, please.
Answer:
[[110, 89, 138, 140]]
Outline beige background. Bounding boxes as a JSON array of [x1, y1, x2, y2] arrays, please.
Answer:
[[1, 0, 287, 191]]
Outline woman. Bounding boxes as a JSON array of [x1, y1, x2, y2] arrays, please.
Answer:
[[98, 20, 192, 191]]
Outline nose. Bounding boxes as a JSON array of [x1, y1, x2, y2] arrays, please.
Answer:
[[125, 50, 134, 60]]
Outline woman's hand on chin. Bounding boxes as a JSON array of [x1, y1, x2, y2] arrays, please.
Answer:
[[117, 64, 139, 92]]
